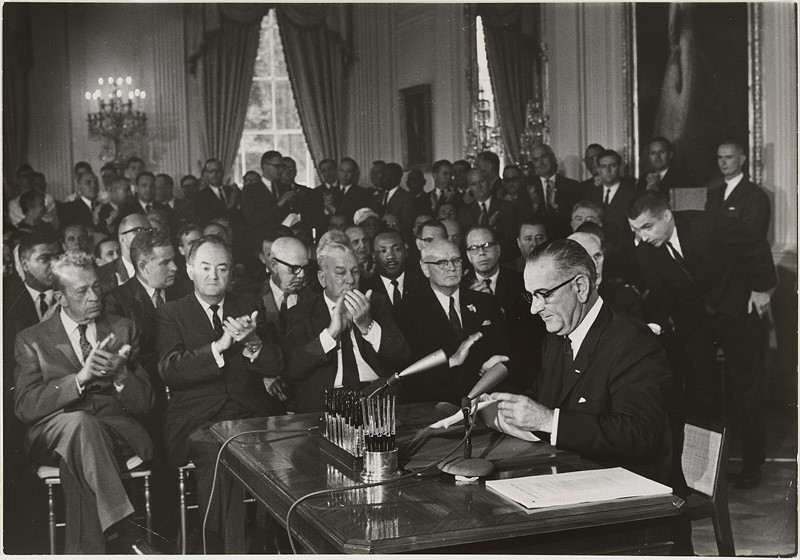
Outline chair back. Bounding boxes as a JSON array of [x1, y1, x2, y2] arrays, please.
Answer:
[[681, 419, 728, 499]]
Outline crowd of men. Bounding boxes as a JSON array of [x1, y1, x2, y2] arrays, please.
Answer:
[[3, 138, 776, 553]]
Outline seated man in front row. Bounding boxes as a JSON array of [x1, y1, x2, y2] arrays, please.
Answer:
[[14, 252, 155, 553], [489, 239, 673, 484]]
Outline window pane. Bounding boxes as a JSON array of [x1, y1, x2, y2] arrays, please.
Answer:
[[253, 19, 272, 78], [241, 134, 276, 173], [273, 31, 288, 78], [275, 81, 301, 130], [244, 81, 273, 130]]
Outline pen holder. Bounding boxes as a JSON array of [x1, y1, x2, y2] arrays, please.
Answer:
[[361, 448, 402, 482]]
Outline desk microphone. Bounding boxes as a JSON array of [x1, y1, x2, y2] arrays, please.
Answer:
[[439, 362, 508, 478], [363, 350, 449, 398]]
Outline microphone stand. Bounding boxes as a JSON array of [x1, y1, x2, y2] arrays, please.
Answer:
[[439, 396, 496, 478], [461, 397, 473, 461]]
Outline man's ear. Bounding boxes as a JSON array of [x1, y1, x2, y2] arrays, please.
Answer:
[[421, 262, 431, 280], [53, 290, 66, 308], [575, 275, 591, 303], [186, 262, 193, 280], [317, 269, 326, 289]]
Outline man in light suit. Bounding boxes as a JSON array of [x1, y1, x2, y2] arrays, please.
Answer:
[[282, 242, 411, 413], [157, 235, 284, 551], [489, 239, 673, 484], [14, 252, 155, 553]]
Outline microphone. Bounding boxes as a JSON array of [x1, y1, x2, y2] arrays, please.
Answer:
[[362, 350, 448, 398], [439, 362, 509, 479]]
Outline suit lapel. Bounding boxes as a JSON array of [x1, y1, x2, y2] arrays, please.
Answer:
[[557, 303, 611, 405], [186, 294, 218, 341], [459, 290, 481, 335], [261, 282, 280, 326], [48, 314, 83, 371]]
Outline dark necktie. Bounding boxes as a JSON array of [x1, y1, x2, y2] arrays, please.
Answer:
[[339, 328, 361, 391], [152, 289, 164, 309], [390, 279, 401, 305], [209, 304, 224, 338], [483, 278, 493, 295], [279, 296, 288, 332], [480, 202, 488, 225], [448, 296, 464, 340], [77, 323, 93, 363], [665, 241, 692, 279], [382, 190, 389, 209], [38, 293, 48, 319], [603, 187, 611, 207], [145, 203, 152, 213], [218, 188, 227, 205], [546, 179, 557, 210]]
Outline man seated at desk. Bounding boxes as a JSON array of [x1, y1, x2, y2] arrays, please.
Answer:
[[489, 239, 673, 484]]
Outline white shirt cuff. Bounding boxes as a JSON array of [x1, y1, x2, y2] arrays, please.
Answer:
[[75, 376, 84, 395], [550, 408, 561, 446], [361, 322, 382, 351], [319, 329, 337, 353], [211, 342, 225, 367]]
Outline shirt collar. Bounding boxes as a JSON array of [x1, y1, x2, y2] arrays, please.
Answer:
[[658, 168, 669, 180], [604, 182, 620, 191], [80, 196, 94, 209], [668, 224, 683, 257], [478, 197, 492, 211], [60, 307, 93, 334], [137, 276, 158, 299], [25, 283, 52, 303], [323, 291, 338, 312], [567, 297, 604, 357], [475, 268, 500, 287], [269, 277, 287, 306], [431, 286, 460, 316], [387, 186, 399, 199], [725, 172, 744, 188], [195, 293, 224, 316], [380, 271, 405, 290], [122, 258, 135, 279]]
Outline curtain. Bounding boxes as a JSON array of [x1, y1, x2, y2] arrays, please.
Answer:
[[478, 4, 541, 164], [3, 4, 33, 200], [276, 4, 352, 168]]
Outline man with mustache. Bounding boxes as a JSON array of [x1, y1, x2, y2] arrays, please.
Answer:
[[361, 229, 415, 314]]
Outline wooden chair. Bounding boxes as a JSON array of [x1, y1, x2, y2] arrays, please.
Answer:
[[37, 455, 152, 554], [681, 419, 735, 556]]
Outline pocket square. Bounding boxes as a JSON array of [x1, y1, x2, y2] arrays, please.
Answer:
[[578, 397, 587, 403], [481, 319, 492, 326]]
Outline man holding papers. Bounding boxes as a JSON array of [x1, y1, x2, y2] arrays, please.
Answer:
[[489, 239, 673, 484]]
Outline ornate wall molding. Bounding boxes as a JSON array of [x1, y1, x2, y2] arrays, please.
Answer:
[[748, 3, 764, 187]]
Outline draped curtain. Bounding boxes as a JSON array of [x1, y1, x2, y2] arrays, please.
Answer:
[[185, 4, 351, 177], [478, 4, 541, 164], [3, 4, 33, 199]]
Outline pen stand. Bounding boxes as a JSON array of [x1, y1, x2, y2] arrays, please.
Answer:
[[319, 389, 364, 472], [362, 449, 402, 482], [360, 394, 402, 482]]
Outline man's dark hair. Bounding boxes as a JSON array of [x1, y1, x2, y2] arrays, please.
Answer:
[[371, 160, 386, 167], [452, 159, 471, 170], [597, 149, 622, 166], [586, 143, 604, 153], [202, 158, 222, 174], [575, 221, 606, 243], [126, 156, 145, 167], [649, 136, 674, 152], [384, 163, 404, 187], [136, 170, 156, 184], [432, 159, 452, 174], [100, 162, 117, 173], [372, 228, 404, 250], [18, 231, 60, 262], [180, 174, 198, 185], [718, 139, 747, 156], [341, 156, 359, 169], [318, 158, 335, 169], [528, 238, 597, 288], [465, 225, 497, 243], [156, 173, 174, 188], [74, 161, 92, 174], [517, 218, 547, 238], [19, 190, 44, 214], [627, 190, 672, 220], [503, 164, 522, 175], [186, 234, 231, 265], [94, 237, 117, 259], [261, 150, 282, 167], [177, 222, 202, 239], [130, 229, 172, 273], [418, 219, 447, 239], [16, 163, 34, 177], [477, 151, 500, 173]]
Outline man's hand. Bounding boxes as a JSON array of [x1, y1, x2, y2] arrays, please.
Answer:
[[223, 311, 259, 344], [748, 290, 772, 318], [488, 211, 500, 226], [468, 276, 492, 294], [448, 332, 482, 368], [645, 172, 661, 190], [327, 291, 351, 339], [76, 347, 126, 386], [489, 392, 554, 433], [277, 189, 297, 207], [323, 193, 337, 214], [480, 355, 509, 376], [593, 176, 602, 187], [344, 289, 373, 333], [263, 377, 289, 401]]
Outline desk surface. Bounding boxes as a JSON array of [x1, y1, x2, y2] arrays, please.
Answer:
[[211, 402, 682, 554]]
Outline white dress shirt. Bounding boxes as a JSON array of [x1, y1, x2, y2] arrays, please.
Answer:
[[667, 225, 684, 259], [25, 284, 53, 321], [431, 287, 462, 325], [195, 294, 226, 367], [318, 292, 382, 387], [260, 175, 275, 196], [118, 258, 136, 286], [269, 278, 297, 310], [379, 272, 405, 305], [723, 172, 744, 201], [475, 269, 500, 294], [385, 186, 399, 204], [602, 182, 621, 204]]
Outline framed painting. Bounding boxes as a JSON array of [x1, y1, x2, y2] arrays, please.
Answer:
[[399, 84, 433, 169]]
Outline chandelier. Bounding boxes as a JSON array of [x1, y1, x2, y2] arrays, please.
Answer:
[[85, 76, 148, 164], [464, 88, 503, 165], [518, 98, 550, 163]]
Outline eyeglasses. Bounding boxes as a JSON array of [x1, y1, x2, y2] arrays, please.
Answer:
[[119, 226, 156, 236], [423, 257, 463, 270], [273, 256, 307, 275], [466, 241, 499, 253], [522, 275, 578, 305]]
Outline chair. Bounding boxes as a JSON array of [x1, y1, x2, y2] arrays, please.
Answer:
[[37, 455, 152, 554], [681, 419, 735, 556]]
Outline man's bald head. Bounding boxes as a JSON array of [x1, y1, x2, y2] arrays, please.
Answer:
[[117, 213, 152, 259], [269, 236, 309, 293], [271, 236, 307, 261]]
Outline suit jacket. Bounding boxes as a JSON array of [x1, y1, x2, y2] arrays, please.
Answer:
[[119, 199, 171, 221], [530, 174, 582, 240], [259, 281, 314, 338], [282, 291, 412, 413], [14, 312, 155, 458], [3, 276, 43, 398], [376, 187, 416, 242], [460, 267, 524, 320], [459, 196, 520, 262], [532, 301, 672, 484], [241, 179, 292, 248], [157, 292, 284, 465], [636, 166, 694, 195], [339, 184, 374, 223], [166, 197, 197, 228], [96, 202, 123, 236], [705, 177, 770, 237], [634, 211, 777, 330], [303, 183, 339, 234], [360, 272, 420, 316], [98, 257, 132, 295], [58, 198, 95, 228], [397, 285, 510, 405], [194, 185, 240, 226]]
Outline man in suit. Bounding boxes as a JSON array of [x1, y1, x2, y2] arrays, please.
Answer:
[[705, 140, 770, 237], [528, 144, 582, 241], [241, 150, 293, 254], [282, 242, 411, 413], [583, 149, 640, 286], [194, 158, 241, 226], [14, 251, 155, 553], [119, 171, 171, 222], [636, 137, 694, 195], [157, 235, 283, 550], [500, 164, 536, 224], [451, 159, 474, 205], [577, 143, 604, 193], [628, 191, 777, 489], [374, 162, 416, 242], [505, 220, 549, 274], [96, 176, 131, 237], [476, 150, 504, 195], [338, 157, 373, 224], [570, 200, 604, 232], [417, 160, 452, 217], [398, 239, 511, 405], [362, 230, 416, 315], [62, 224, 91, 255], [489, 239, 672, 484], [155, 172, 196, 227], [460, 169, 518, 261], [59, 171, 100, 228], [97, 213, 154, 293]]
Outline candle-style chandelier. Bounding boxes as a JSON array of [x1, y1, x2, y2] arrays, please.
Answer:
[[85, 76, 148, 164], [518, 98, 550, 163], [464, 88, 504, 165]]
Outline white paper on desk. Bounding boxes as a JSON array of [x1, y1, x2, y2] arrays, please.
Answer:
[[485, 467, 672, 509], [427, 399, 540, 443]]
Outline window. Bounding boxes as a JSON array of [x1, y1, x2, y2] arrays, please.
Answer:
[[470, 15, 504, 167], [233, 11, 315, 186]]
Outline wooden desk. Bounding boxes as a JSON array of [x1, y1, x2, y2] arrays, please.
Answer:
[[211, 402, 683, 554]]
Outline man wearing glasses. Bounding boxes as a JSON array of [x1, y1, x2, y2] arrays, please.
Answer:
[[488, 239, 673, 485], [242, 151, 294, 256], [398, 239, 511, 405], [98, 213, 154, 293], [194, 158, 240, 226]]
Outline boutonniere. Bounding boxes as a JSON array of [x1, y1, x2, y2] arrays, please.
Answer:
[[467, 304, 477, 313]]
